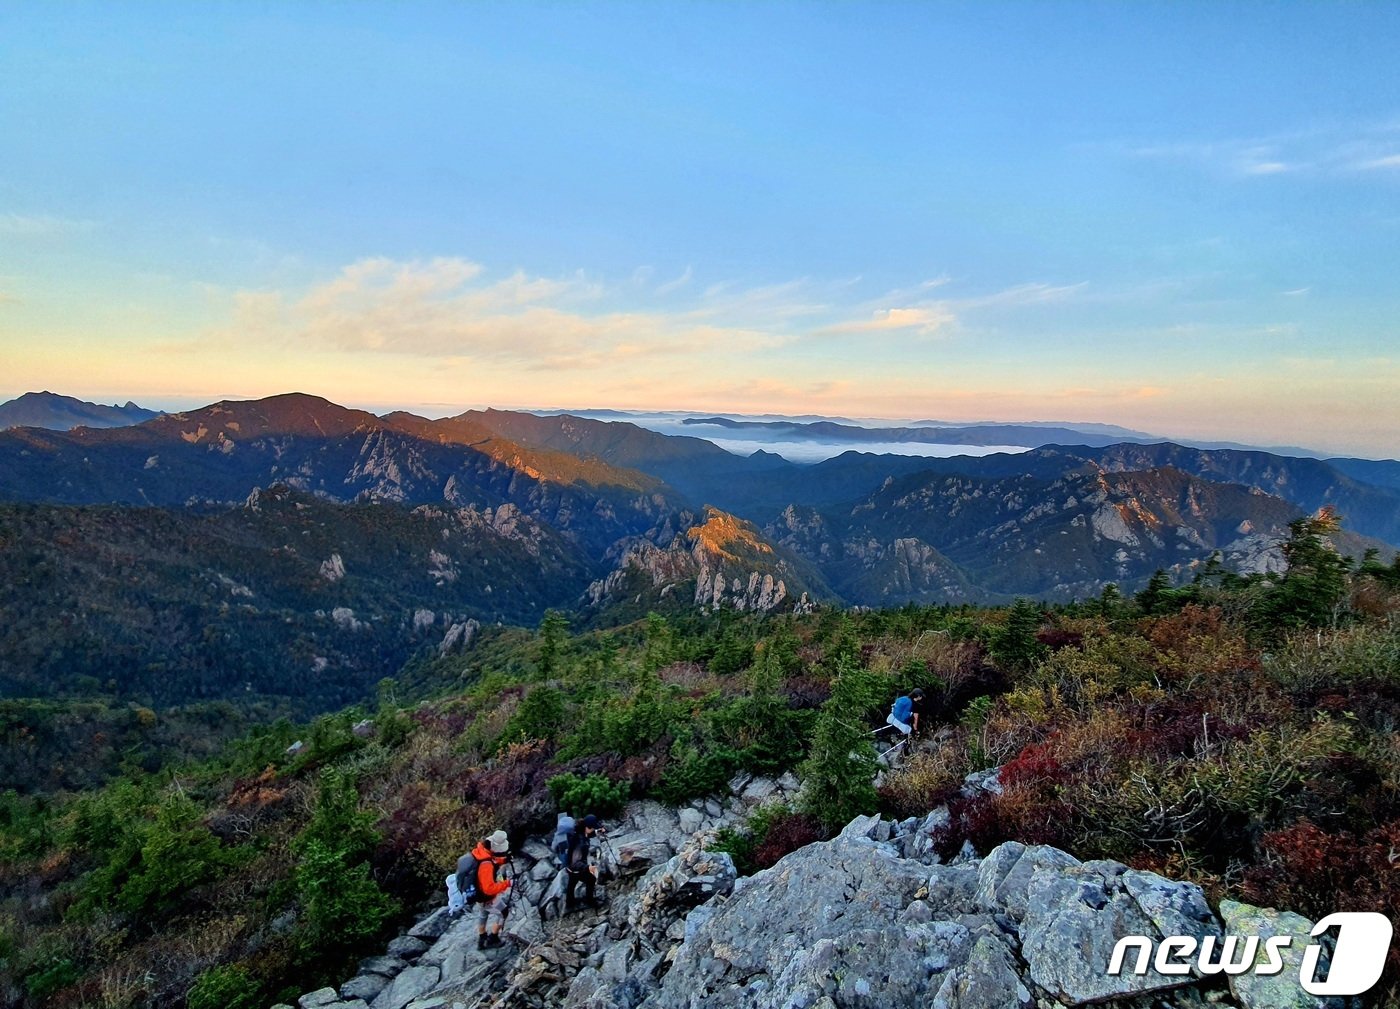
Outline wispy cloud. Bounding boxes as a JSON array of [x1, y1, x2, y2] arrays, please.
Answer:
[[814, 279, 1086, 342], [954, 281, 1088, 310], [821, 305, 955, 337], [1356, 153, 1400, 171], [655, 266, 693, 295], [0, 213, 97, 237], [1119, 120, 1400, 179], [207, 257, 795, 371]]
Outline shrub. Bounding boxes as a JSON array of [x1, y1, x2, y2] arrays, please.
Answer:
[[751, 809, 824, 870], [877, 744, 968, 820], [294, 838, 397, 949], [499, 685, 567, 748], [709, 802, 824, 875], [990, 599, 1046, 673], [656, 744, 742, 805], [546, 772, 629, 817], [188, 964, 263, 1009]]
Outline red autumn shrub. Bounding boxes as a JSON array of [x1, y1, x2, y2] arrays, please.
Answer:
[[998, 739, 1067, 789], [752, 811, 824, 870], [1036, 627, 1083, 651]]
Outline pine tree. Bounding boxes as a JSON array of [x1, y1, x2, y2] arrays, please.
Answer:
[[1136, 569, 1174, 615], [537, 609, 570, 679], [1267, 507, 1352, 629], [800, 656, 883, 831], [990, 598, 1046, 673]]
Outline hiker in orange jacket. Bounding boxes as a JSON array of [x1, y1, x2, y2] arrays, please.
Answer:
[[473, 829, 513, 950]]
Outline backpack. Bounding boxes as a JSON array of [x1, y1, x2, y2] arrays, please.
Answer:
[[445, 872, 467, 915], [454, 852, 485, 905], [552, 813, 575, 865]]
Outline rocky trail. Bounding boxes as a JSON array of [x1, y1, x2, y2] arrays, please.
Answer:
[[278, 770, 1352, 1009]]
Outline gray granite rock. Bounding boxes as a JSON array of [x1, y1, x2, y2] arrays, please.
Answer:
[[369, 964, 440, 1009], [929, 934, 1032, 1009], [1220, 899, 1332, 1009], [1019, 859, 1220, 1004], [386, 935, 429, 960], [407, 907, 452, 940], [298, 990, 341, 1009], [358, 955, 409, 978], [340, 973, 390, 1002]]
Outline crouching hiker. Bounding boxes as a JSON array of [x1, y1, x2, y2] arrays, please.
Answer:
[[877, 687, 924, 764], [887, 687, 924, 737], [458, 829, 512, 950], [563, 814, 604, 913]]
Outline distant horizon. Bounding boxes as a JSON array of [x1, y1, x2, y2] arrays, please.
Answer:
[[4, 386, 1392, 462]]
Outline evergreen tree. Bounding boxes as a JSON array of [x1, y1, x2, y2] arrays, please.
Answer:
[[1136, 569, 1175, 615], [537, 609, 570, 679], [291, 768, 395, 953], [643, 612, 674, 672], [990, 598, 1046, 673], [800, 656, 882, 831], [1267, 507, 1352, 629]]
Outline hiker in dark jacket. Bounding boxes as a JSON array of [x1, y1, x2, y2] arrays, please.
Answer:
[[563, 814, 603, 912], [464, 829, 512, 950]]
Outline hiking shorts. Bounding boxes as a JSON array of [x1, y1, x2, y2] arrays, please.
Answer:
[[886, 713, 912, 736], [475, 889, 511, 931]]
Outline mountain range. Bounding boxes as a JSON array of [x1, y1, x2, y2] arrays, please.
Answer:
[[1, 391, 1396, 711], [0, 390, 159, 430]]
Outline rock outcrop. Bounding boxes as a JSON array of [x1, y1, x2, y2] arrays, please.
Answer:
[[584, 506, 825, 614], [284, 786, 1341, 1009]]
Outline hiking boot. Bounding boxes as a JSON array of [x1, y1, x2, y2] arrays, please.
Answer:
[[485, 933, 504, 949], [477, 933, 488, 951]]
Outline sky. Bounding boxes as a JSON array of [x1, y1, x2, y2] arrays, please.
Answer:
[[1, 2, 1398, 457]]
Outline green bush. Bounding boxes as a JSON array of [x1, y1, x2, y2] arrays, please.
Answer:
[[547, 772, 629, 817], [23, 955, 80, 1000], [188, 964, 263, 1009], [290, 767, 396, 954], [657, 744, 742, 805], [501, 685, 567, 748], [294, 838, 397, 949]]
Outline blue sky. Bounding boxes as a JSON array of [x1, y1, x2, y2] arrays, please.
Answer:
[[2, 2, 1398, 456]]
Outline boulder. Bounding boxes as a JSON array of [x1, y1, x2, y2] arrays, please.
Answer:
[[369, 964, 440, 1009], [1018, 859, 1219, 1004], [298, 990, 341, 1009], [417, 917, 478, 983], [504, 902, 545, 946], [386, 936, 429, 960], [959, 766, 1003, 797], [677, 807, 704, 834], [358, 955, 409, 978], [645, 833, 936, 1007], [610, 838, 674, 877], [1220, 900, 1332, 1009], [628, 844, 737, 951], [407, 907, 453, 940], [740, 777, 778, 804], [339, 974, 389, 1002], [974, 841, 1080, 924]]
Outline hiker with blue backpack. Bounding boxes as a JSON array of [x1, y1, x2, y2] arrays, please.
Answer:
[[876, 687, 925, 763], [454, 829, 513, 950]]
